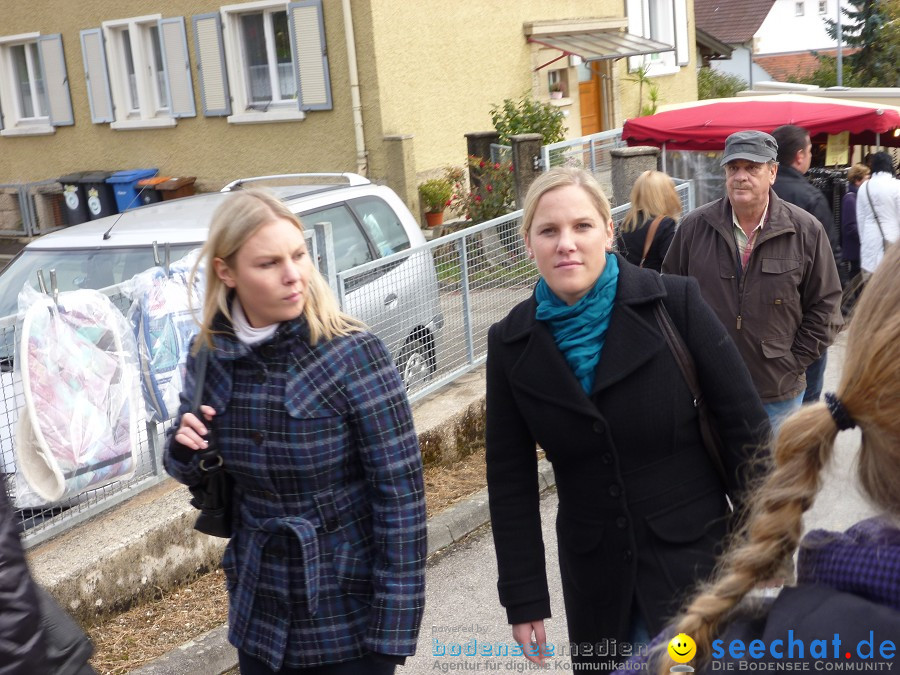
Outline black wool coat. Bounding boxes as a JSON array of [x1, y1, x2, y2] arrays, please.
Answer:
[[485, 256, 770, 663]]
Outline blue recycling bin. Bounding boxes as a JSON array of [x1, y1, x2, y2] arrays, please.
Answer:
[[106, 168, 159, 212]]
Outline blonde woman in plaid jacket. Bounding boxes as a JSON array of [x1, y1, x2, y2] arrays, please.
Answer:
[[164, 189, 426, 674]]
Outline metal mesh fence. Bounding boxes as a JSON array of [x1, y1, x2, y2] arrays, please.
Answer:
[[3, 174, 693, 546], [541, 129, 626, 198]]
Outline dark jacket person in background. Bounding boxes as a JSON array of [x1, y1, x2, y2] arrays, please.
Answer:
[[486, 167, 769, 673], [771, 124, 840, 405], [664, 131, 842, 430]]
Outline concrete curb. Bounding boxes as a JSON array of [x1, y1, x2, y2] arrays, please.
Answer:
[[133, 459, 557, 674]]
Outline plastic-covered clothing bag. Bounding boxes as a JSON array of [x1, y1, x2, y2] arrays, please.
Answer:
[[127, 249, 204, 422], [15, 285, 140, 502]]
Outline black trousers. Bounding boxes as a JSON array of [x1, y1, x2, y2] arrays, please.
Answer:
[[238, 650, 396, 675]]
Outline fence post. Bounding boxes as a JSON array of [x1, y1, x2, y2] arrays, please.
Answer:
[[465, 131, 500, 189], [609, 145, 660, 207], [313, 221, 338, 296], [509, 133, 543, 209], [457, 235, 475, 365]]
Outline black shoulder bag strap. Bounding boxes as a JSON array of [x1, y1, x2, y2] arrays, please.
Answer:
[[191, 344, 209, 413], [863, 182, 890, 254], [652, 300, 729, 490]]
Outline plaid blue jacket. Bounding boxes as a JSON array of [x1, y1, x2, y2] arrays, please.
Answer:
[[164, 317, 427, 670]]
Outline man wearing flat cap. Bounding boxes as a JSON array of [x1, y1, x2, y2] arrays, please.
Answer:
[[663, 130, 842, 427]]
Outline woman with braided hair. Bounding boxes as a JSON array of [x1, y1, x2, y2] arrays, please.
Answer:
[[616, 244, 900, 674]]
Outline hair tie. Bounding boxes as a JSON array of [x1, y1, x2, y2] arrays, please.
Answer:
[[824, 392, 855, 431]]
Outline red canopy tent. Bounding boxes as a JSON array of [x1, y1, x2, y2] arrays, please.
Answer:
[[622, 94, 900, 151]]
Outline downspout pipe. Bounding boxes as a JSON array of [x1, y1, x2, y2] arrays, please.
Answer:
[[342, 0, 368, 176]]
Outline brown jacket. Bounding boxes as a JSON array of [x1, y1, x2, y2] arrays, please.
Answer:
[[662, 190, 842, 403]]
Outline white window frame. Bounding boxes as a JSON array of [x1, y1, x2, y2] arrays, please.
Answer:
[[102, 15, 176, 130], [0, 33, 53, 136], [627, 0, 685, 76], [796, 2, 806, 17], [221, 0, 306, 124]]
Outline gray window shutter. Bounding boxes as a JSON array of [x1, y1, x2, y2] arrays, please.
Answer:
[[288, 0, 332, 111], [37, 34, 74, 126], [158, 17, 196, 118], [673, 0, 689, 66], [193, 13, 231, 117], [80, 28, 114, 124]]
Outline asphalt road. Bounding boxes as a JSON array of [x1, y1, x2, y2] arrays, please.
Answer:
[[400, 330, 873, 674]]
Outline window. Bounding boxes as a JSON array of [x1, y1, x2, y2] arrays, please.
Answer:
[[80, 16, 195, 129], [796, 2, 805, 16], [819, 0, 827, 14], [303, 204, 374, 274], [240, 9, 295, 107], [0, 33, 73, 136], [194, 0, 332, 123], [626, 0, 688, 75], [349, 196, 411, 257]]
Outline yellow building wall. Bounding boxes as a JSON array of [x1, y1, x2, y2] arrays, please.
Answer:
[[0, 1, 358, 191], [363, 0, 699, 178], [0, 1, 699, 194]]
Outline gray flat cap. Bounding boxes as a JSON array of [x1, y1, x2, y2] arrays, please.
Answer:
[[720, 130, 778, 166]]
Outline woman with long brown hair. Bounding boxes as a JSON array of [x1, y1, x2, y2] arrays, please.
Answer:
[[619, 244, 900, 674]]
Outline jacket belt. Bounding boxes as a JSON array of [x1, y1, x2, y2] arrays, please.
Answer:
[[230, 513, 321, 645]]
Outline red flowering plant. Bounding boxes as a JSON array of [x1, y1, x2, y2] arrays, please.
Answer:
[[449, 155, 516, 224]]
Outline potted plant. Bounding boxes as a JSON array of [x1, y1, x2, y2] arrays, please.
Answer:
[[549, 81, 564, 100], [419, 177, 453, 227]]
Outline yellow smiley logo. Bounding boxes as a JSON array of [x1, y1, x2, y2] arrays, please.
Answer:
[[667, 633, 697, 663]]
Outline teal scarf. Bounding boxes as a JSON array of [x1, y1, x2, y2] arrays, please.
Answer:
[[535, 253, 619, 393]]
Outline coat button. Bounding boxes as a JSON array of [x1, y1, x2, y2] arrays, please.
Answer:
[[623, 549, 633, 562], [601, 453, 613, 465], [593, 421, 604, 434], [251, 431, 265, 445], [255, 369, 267, 384], [609, 484, 621, 498], [261, 344, 277, 358], [616, 516, 628, 529]]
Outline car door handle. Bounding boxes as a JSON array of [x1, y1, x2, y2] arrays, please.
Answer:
[[384, 293, 398, 308]]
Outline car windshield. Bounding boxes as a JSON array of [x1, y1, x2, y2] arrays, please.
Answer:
[[0, 245, 198, 320]]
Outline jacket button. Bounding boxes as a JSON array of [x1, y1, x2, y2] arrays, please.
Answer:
[[255, 369, 267, 384], [593, 421, 604, 434], [261, 344, 276, 358], [252, 431, 265, 445], [601, 453, 613, 465], [324, 517, 340, 532], [623, 549, 633, 562], [616, 516, 628, 529], [609, 485, 621, 498]]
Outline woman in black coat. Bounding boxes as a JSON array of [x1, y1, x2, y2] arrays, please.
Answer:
[[615, 170, 681, 272], [486, 167, 770, 672]]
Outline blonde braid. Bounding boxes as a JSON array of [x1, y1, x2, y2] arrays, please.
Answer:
[[656, 405, 838, 674], [655, 244, 900, 674]]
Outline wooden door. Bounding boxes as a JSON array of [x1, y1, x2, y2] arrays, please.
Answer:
[[579, 72, 602, 136]]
